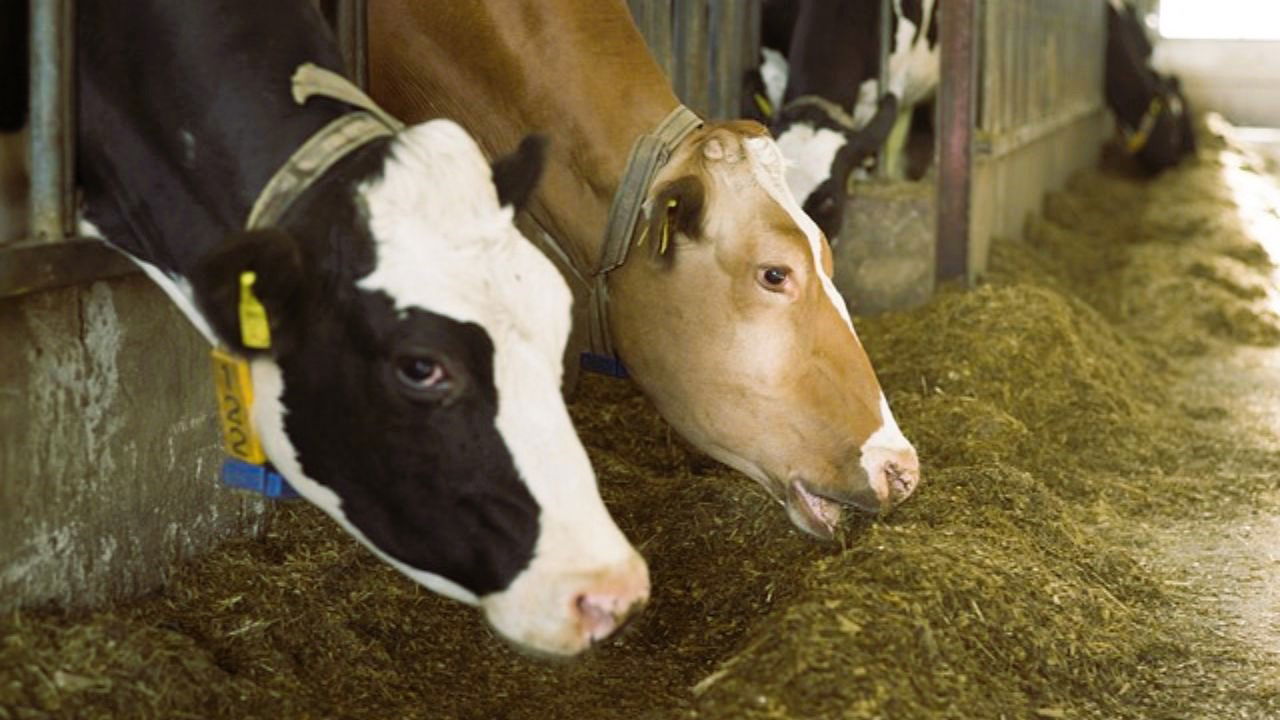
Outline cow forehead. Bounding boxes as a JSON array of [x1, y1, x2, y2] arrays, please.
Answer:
[[741, 134, 856, 330], [355, 121, 572, 354]]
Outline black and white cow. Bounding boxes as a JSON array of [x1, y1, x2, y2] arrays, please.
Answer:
[[2, 0, 649, 656], [1105, 0, 1196, 173], [751, 0, 940, 241]]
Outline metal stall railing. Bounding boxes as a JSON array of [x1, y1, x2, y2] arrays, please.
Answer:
[[977, 0, 1105, 160], [937, 0, 979, 282], [0, 0, 371, 299], [966, 0, 1108, 280], [0, 0, 138, 298], [626, 0, 762, 120]]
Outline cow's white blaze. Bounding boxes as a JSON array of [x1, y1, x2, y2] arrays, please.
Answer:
[[773, 123, 847, 212], [744, 135, 917, 508], [744, 135, 855, 330]]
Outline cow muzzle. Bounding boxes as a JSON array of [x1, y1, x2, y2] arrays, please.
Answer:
[[480, 549, 650, 657], [784, 446, 920, 540]]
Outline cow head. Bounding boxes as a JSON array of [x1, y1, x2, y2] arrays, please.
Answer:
[[190, 122, 647, 656], [1105, 0, 1193, 173], [770, 94, 899, 241], [607, 121, 920, 540]]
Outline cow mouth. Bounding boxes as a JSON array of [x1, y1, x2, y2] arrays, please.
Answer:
[[785, 479, 843, 540]]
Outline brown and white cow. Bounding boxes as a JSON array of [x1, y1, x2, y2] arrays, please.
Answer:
[[369, 0, 920, 539]]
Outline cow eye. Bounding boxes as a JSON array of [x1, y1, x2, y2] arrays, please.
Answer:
[[394, 354, 452, 398], [758, 265, 791, 292]]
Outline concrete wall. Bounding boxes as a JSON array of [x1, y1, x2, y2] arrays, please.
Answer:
[[971, 108, 1112, 278], [1154, 40, 1280, 127], [0, 273, 268, 610]]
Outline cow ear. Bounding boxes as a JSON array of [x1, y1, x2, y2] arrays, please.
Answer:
[[189, 228, 305, 356], [491, 134, 547, 211], [640, 175, 705, 265]]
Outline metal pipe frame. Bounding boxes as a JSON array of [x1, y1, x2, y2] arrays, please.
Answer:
[[28, 0, 74, 245], [335, 0, 368, 89], [936, 0, 977, 283], [875, 0, 893, 178]]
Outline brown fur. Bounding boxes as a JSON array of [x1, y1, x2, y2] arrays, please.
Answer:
[[368, 0, 918, 535]]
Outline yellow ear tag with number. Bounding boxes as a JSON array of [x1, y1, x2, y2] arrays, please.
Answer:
[[210, 347, 267, 465], [659, 198, 678, 255], [238, 271, 272, 350]]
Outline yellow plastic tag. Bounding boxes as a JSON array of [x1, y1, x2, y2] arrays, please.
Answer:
[[211, 347, 267, 465], [659, 198, 677, 255], [238, 271, 272, 350], [754, 92, 774, 119]]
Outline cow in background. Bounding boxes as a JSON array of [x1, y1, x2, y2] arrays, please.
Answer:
[[1105, 0, 1197, 172], [747, 0, 940, 241], [2, 0, 649, 657]]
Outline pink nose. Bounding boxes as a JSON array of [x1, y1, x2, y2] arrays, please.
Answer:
[[868, 446, 920, 509], [571, 557, 650, 644]]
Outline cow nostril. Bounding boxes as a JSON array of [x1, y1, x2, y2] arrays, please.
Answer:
[[574, 592, 640, 643]]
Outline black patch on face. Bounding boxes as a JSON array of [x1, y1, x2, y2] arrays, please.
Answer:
[[278, 298, 540, 597], [803, 180, 845, 241], [191, 137, 540, 597]]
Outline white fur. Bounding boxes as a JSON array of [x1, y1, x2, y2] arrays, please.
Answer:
[[760, 47, 789, 114], [888, 0, 940, 107], [344, 120, 637, 651], [744, 135, 913, 476], [773, 123, 848, 210]]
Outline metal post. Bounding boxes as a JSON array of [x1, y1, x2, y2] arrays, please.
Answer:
[[936, 0, 976, 282], [875, 0, 893, 177], [336, 0, 368, 89], [29, 0, 74, 244]]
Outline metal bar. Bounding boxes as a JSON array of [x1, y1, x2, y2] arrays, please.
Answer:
[[675, 0, 711, 116], [875, 0, 893, 177], [712, 0, 746, 119], [28, 0, 74, 245], [936, 0, 977, 282], [0, 239, 138, 299], [335, 0, 367, 89]]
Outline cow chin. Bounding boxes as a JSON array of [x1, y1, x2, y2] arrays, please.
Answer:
[[479, 544, 650, 657]]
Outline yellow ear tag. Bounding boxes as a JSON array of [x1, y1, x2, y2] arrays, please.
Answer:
[[238, 271, 272, 350], [754, 92, 774, 119], [210, 347, 267, 465], [660, 198, 677, 255]]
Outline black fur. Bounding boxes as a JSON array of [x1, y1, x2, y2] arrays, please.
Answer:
[[1105, 0, 1196, 173], [644, 175, 705, 266], [79, 0, 546, 596], [0, 0, 27, 132], [756, 0, 935, 239], [492, 134, 548, 210]]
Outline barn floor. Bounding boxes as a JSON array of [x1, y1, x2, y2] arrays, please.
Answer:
[[5, 118, 1280, 719]]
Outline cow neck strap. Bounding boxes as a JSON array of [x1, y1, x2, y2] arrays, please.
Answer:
[[246, 63, 404, 230], [582, 104, 703, 361], [781, 94, 860, 133], [1124, 95, 1164, 155]]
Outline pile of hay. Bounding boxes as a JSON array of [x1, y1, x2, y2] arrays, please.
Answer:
[[5, 126, 1280, 719]]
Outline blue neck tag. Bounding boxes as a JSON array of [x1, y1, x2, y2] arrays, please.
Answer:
[[220, 457, 302, 500], [580, 352, 629, 379]]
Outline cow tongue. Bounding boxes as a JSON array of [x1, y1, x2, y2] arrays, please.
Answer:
[[785, 479, 842, 540]]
